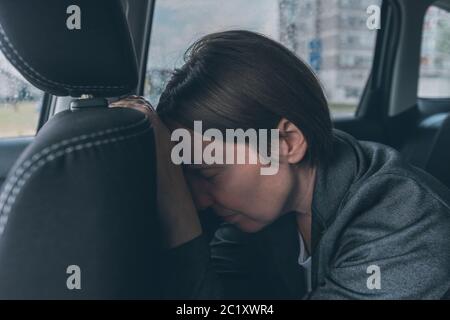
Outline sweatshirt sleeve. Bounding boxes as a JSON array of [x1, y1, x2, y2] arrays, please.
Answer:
[[160, 223, 286, 299], [161, 233, 224, 299]]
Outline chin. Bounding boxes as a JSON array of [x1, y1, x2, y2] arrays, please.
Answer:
[[234, 219, 267, 233]]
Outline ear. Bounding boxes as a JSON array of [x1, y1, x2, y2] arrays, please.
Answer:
[[277, 118, 308, 164]]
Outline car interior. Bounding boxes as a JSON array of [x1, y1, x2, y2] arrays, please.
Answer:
[[0, 0, 449, 299]]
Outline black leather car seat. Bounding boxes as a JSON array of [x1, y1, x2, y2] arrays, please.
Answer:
[[399, 111, 450, 189], [0, 0, 162, 299]]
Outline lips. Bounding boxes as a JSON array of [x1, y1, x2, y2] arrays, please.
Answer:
[[217, 211, 235, 217], [210, 204, 245, 224], [217, 211, 237, 218], [213, 206, 239, 221], [213, 205, 236, 216], [221, 213, 239, 222]]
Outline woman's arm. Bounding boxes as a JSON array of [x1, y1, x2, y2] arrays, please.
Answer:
[[111, 96, 202, 248], [110, 96, 223, 298]]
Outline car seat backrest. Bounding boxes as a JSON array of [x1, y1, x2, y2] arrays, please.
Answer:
[[400, 111, 450, 189], [0, 0, 163, 299]]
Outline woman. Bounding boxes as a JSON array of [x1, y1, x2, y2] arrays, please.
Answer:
[[112, 31, 450, 299]]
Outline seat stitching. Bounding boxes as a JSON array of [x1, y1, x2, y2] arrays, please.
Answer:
[[0, 115, 148, 229], [0, 115, 149, 204], [0, 115, 149, 206], [0, 125, 152, 236]]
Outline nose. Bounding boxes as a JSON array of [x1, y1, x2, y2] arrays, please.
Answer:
[[192, 189, 215, 211], [186, 175, 215, 210]]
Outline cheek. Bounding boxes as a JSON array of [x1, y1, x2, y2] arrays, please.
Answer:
[[211, 164, 292, 222]]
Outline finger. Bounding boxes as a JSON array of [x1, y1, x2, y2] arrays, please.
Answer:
[[109, 97, 161, 130], [111, 97, 154, 111], [122, 95, 150, 104]]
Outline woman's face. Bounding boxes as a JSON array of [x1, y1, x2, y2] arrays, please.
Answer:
[[183, 139, 298, 233]]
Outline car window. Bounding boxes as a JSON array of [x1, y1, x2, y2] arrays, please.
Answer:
[[0, 51, 43, 138], [144, 0, 381, 118], [418, 5, 450, 98]]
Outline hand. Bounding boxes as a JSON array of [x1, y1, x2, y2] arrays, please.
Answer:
[[110, 96, 202, 248]]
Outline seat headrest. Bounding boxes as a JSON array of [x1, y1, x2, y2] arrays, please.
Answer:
[[0, 0, 138, 97]]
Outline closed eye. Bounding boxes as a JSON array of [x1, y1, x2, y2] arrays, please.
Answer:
[[186, 166, 222, 182], [199, 169, 219, 181]]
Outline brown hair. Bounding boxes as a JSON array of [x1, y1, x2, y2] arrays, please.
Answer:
[[157, 30, 333, 166]]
